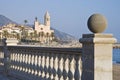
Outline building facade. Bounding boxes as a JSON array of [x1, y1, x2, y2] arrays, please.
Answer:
[[34, 11, 54, 43], [0, 11, 54, 44]]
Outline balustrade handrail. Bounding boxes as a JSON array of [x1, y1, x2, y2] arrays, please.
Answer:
[[7, 45, 82, 54]]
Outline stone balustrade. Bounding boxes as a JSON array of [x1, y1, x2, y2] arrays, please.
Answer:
[[0, 14, 117, 80], [0, 45, 82, 80], [0, 46, 4, 68]]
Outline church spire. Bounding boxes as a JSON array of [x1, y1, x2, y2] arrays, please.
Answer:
[[45, 11, 50, 17], [44, 11, 50, 26]]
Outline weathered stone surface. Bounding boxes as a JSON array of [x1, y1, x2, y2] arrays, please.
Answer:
[[87, 14, 107, 33], [80, 34, 116, 80]]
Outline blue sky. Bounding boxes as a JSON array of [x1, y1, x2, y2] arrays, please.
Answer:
[[0, 0, 120, 41]]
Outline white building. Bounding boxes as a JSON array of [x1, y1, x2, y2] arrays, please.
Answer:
[[34, 11, 54, 43], [0, 11, 54, 43]]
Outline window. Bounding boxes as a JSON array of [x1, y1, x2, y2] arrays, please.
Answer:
[[41, 28, 43, 30]]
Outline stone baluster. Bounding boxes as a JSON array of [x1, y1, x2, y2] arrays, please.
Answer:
[[44, 53, 49, 79], [19, 54, 23, 72], [68, 55, 75, 80], [74, 55, 80, 80], [63, 54, 69, 80], [35, 54, 40, 79], [10, 53, 13, 69], [37, 54, 41, 78], [0, 50, 4, 62], [39, 53, 43, 79], [34, 55, 38, 76], [22, 54, 25, 72], [0, 50, 4, 60], [28, 54, 32, 75], [21, 54, 25, 75], [25, 54, 28, 76], [31, 55, 35, 75], [17, 53, 20, 73], [13, 53, 16, 70], [53, 54, 59, 80], [14, 53, 17, 70], [17, 53, 20, 71], [49, 53, 54, 79], [79, 56, 82, 79], [57, 54, 63, 80], [41, 53, 45, 78], [12, 53, 15, 69], [15, 52, 18, 72], [10, 53, 13, 71], [33, 54, 38, 80], [20, 53, 24, 74], [15, 53, 17, 70], [27, 54, 34, 79]]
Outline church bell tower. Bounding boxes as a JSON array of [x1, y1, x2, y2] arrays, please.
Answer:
[[44, 11, 50, 26]]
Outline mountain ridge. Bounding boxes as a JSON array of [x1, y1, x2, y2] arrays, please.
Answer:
[[0, 15, 16, 26]]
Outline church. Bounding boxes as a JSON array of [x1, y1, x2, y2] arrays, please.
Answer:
[[34, 11, 54, 43]]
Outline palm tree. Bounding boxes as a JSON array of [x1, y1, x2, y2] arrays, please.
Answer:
[[2, 30, 9, 38], [24, 20, 28, 25]]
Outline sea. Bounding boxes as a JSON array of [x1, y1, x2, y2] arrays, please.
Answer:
[[113, 48, 120, 64]]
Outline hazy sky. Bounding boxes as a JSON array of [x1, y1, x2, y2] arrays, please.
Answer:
[[0, 0, 120, 41]]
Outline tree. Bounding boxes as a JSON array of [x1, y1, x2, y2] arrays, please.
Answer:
[[34, 30, 38, 41], [46, 32, 50, 44], [24, 20, 28, 25], [16, 33, 20, 40], [19, 26, 25, 39], [2, 30, 9, 38], [30, 32, 33, 40], [50, 32, 54, 43]]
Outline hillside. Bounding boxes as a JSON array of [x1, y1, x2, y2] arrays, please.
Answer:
[[0, 15, 16, 26]]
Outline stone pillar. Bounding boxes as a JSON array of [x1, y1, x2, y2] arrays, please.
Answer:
[[80, 14, 117, 80], [2, 38, 10, 75], [80, 34, 116, 80]]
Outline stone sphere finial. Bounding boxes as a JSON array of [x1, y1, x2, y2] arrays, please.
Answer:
[[87, 14, 107, 33]]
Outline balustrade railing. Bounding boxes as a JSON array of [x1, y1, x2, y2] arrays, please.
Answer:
[[0, 45, 82, 80]]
